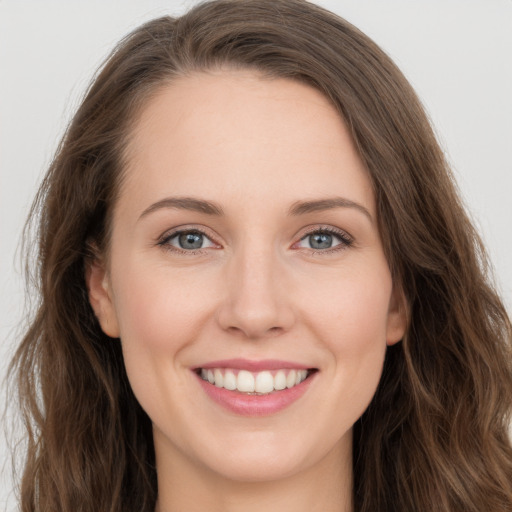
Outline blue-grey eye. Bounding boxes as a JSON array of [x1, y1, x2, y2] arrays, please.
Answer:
[[297, 230, 346, 250], [167, 231, 215, 250], [179, 232, 203, 249], [310, 233, 333, 249]]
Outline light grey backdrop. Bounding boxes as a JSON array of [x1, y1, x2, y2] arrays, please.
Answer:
[[1, 1, 511, 509]]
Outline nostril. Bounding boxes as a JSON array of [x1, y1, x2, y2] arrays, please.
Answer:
[[224, 325, 284, 339]]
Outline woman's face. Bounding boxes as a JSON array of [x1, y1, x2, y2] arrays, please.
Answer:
[[88, 70, 406, 483]]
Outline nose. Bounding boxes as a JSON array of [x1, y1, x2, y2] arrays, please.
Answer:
[[216, 244, 296, 340]]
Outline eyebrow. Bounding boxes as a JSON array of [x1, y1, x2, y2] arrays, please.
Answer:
[[288, 197, 373, 222], [139, 197, 224, 220], [138, 195, 372, 222]]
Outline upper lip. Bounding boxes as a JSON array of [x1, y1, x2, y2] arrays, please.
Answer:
[[194, 358, 314, 372]]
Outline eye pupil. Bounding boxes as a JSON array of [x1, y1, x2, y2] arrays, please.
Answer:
[[310, 233, 332, 249], [179, 232, 203, 249]]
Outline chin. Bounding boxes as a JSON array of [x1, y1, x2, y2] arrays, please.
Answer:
[[189, 426, 348, 484], [205, 449, 310, 483]]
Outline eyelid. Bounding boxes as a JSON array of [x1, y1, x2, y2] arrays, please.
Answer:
[[155, 223, 354, 255], [157, 225, 222, 254], [292, 225, 354, 252]]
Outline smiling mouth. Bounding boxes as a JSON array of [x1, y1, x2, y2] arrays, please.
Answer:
[[195, 368, 317, 395]]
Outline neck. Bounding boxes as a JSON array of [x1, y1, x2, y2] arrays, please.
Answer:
[[153, 431, 353, 512]]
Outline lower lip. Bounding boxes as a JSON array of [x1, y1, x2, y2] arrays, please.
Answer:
[[195, 372, 316, 417]]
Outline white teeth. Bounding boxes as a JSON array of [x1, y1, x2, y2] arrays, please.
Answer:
[[237, 370, 255, 392], [286, 370, 297, 389], [214, 369, 224, 388], [199, 367, 311, 393], [255, 371, 274, 393], [296, 370, 307, 385], [274, 370, 287, 390], [223, 370, 237, 390]]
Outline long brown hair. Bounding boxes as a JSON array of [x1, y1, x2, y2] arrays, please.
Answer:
[[9, 1, 512, 510]]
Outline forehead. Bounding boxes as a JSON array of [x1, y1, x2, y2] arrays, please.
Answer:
[[118, 70, 373, 219]]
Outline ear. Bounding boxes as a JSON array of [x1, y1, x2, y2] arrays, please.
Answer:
[[386, 285, 408, 346], [85, 255, 120, 338]]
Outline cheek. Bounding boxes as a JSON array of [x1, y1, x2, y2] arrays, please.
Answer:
[[302, 263, 393, 347], [299, 263, 392, 403], [112, 260, 215, 353], [110, 262, 216, 418]]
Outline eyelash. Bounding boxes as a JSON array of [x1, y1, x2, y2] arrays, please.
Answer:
[[157, 226, 219, 255], [156, 225, 354, 255], [296, 226, 354, 254]]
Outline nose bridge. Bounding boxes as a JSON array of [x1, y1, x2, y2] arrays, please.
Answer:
[[217, 236, 294, 338]]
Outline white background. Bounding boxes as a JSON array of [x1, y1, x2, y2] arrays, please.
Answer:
[[1, 1, 511, 509]]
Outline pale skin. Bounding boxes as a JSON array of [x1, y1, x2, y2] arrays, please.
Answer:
[[87, 70, 407, 512]]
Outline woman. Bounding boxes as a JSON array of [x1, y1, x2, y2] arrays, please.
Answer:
[[9, 0, 512, 511]]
